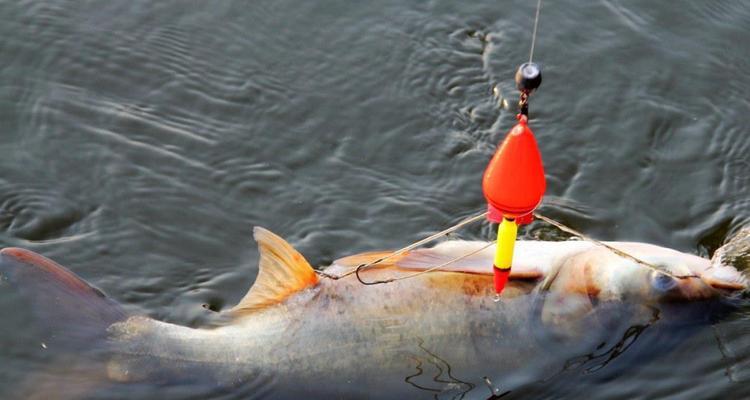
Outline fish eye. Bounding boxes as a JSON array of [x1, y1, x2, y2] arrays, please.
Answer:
[[651, 271, 677, 292]]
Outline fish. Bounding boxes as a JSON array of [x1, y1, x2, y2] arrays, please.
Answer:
[[0, 227, 747, 399]]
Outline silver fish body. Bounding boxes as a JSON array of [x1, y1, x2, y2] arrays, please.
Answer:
[[0, 228, 746, 399]]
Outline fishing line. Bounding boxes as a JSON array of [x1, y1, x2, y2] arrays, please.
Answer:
[[317, 209, 694, 284], [529, 0, 543, 63], [316, 211, 488, 281], [354, 241, 494, 286], [316, 0, 687, 284], [532, 213, 695, 280], [320, 0, 697, 286]]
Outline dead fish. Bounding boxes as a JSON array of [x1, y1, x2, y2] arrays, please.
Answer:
[[0, 227, 747, 399]]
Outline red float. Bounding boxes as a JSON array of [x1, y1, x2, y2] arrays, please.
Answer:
[[482, 114, 546, 223]]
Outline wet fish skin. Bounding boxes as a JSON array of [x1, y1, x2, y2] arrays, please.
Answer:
[[0, 228, 746, 398], [102, 233, 743, 394]]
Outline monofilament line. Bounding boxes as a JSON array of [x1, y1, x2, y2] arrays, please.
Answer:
[[316, 208, 696, 285], [316, 211, 488, 280], [355, 241, 494, 286], [532, 212, 696, 280], [529, 0, 543, 63]]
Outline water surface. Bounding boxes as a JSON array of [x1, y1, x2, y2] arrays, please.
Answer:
[[1, 1, 749, 399]]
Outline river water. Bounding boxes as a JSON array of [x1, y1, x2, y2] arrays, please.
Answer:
[[0, 1, 749, 399]]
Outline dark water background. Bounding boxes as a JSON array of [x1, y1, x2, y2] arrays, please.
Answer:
[[0, 0, 749, 399]]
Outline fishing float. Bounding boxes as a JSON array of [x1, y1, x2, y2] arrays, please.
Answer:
[[482, 62, 546, 297], [481, 0, 547, 297]]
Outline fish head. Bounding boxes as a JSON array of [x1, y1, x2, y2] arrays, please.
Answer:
[[539, 243, 746, 336], [547, 243, 746, 305]]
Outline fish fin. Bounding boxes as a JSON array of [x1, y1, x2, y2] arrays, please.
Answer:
[[0, 248, 126, 348], [334, 251, 407, 268], [396, 242, 543, 280], [230, 227, 319, 316]]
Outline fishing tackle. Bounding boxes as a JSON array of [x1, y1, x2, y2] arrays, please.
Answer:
[[482, 112, 545, 296], [482, 0, 546, 296], [515, 62, 542, 116], [334, 0, 680, 291]]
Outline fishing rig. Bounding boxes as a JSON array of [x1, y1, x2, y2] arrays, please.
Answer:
[[482, 0, 545, 296], [482, 64, 544, 295], [317, 0, 689, 288]]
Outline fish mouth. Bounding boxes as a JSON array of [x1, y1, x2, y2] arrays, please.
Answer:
[[700, 267, 747, 293], [660, 275, 721, 302]]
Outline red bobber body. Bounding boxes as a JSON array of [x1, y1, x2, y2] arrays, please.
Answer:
[[482, 114, 546, 222]]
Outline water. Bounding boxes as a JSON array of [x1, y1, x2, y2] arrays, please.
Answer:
[[0, 0, 749, 398]]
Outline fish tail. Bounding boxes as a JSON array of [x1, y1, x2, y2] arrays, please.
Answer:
[[0, 247, 127, 349], [0, 247, 130, 398]]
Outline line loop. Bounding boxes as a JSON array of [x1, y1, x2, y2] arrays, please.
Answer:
[[316, 209, 695, 284]]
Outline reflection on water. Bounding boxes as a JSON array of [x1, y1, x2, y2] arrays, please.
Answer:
[[1, 0, 750, 398], [404, 338, 476, 399]]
